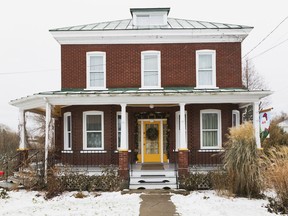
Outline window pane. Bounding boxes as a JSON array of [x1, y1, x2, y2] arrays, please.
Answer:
[[87, 132, 102, 148], [117, 115, 121, 131], [199, 54, 212, 69], [144, 71, 158, 86], [202, 113, 218, 129], [118, 131, 121, 148], [144, 55, 158, 71], [90, 56, 103, 72], [68, 132, 72, 148], [87, 115, 101, 131], [67, 116, 71, 131], [90, 72, 104, 87], [203, 131, 218, 147], [198, 70, 212, 85]]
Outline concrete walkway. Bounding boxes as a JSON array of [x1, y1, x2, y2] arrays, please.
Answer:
[[123, 189, 188, 216]]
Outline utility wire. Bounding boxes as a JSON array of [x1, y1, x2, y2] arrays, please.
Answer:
[[243, 15, 288, 58], [250, 37, 288, 60]]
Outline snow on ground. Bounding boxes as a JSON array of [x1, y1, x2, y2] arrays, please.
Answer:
[[0, 189, 278, 216], [0, 190, 141, 216], [171, 190, 276, 216]]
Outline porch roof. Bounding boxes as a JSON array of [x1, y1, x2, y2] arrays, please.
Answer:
[[10, 87, 272, 112]]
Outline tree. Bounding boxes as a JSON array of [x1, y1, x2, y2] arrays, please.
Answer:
[[242, 58, 270, 122], [0, 124, 19, 164]]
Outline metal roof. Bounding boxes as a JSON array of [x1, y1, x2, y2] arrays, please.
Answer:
[[49, 17, 252, 32]]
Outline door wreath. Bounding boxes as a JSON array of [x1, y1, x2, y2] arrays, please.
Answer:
[[146, 127, 158, 140]]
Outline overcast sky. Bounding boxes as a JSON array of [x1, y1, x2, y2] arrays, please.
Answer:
[[1, 0, 288, 131]]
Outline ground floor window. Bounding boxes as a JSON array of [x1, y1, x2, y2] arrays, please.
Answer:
[[175, 111, 187, 150], [63, 112, 72, 150], [83, 111, 104, 150], [116, 112, 128, 149], [200, 109, 221, 149]]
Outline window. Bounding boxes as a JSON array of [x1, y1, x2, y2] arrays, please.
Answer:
[[141, 51, 161, 89], [116, 112, 129, 149], [175, 111, 187, 150], [196, 50, 216, 88], [86, 52, 106, 89], [200, 109, 221, 149], [83, 111, 104, 150], [64, 112, 72, 150], [232, 110, 240, 127]]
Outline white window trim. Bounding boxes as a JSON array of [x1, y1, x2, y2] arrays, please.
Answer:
[[200, 109, 222, 149], [133, 11, 168, 26], [232, 110, 240, 127], [175, 111, 188, 151], [86, 51, 107, 90], [195, 50, 217, 89], [116, 112, 129, 150], [83, 111, 104, 150], [63, 112, 72, 151], [140, 50, 162, 89]]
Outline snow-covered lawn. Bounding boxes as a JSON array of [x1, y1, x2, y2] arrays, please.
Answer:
[[0, 190, 141, 216], [171, 190, 276, 216], [0, 189, 277, 215]]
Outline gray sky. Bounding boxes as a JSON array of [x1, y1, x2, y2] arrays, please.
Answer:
[[1, 0, 288, 131]]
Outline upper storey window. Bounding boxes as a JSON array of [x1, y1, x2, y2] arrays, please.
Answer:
[[131, 8, 169, 27], [86, 52, 106, 90], [196, 50, 217, 89], [141, 51, 161, 89]]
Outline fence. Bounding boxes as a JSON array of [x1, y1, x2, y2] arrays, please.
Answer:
[[188, 149, 224, 170]]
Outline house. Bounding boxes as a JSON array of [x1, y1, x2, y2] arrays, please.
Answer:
[[10, 8, 271, 189], [278, 119, 288, 133]]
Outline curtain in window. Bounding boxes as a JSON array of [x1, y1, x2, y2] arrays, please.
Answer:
[[202, 113, 218, 147], [90, 56, 104, 87], [86, 115, 102, 148], [67, 115, 72, 148], [144, 55, 158, 86], [117, 115, 121, 148], [198, 54, 212, 86]]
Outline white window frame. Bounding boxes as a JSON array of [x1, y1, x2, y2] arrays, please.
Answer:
[[232, 110, 240, 127], [140, 51, 162, 89], [196, 50, 217, 89], [86, 51, 107, 90], [200, 109, 222, 149], [83, 111, 104, 150], [175, 111, 188, 151], [116, 112, 129, 149], [63, 112, 72, 151]]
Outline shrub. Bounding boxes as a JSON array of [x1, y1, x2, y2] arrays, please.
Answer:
[[0, 188, 9, 199], [210, 169, 231, 196], [179, 172, 212, 190], [264, 146, 288, 214], [223, 122, 263, 198]]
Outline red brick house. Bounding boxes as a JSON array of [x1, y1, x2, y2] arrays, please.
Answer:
[[10, 8, 271, 189]]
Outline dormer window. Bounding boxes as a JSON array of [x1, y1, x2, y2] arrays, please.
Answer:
[[131, 8, 170, 27]]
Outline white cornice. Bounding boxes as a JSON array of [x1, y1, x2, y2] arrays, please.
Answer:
[[10, 90, 272, 110], [50, 28, 252, 45]]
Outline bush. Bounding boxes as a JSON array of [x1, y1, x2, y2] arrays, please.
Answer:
[[0, 188, 9, 199], [264, 146, 288, 214], [179, 172, 212, 190], [210, 170, 231, 195], [223, 122, 263, 198]]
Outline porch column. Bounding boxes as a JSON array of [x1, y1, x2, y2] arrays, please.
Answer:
[[178, 103, 189, 177], [44, 100, 52, 182], [253, 101, 261, 148], [18, 109, 26, 150], [119, 103, 129, 180]]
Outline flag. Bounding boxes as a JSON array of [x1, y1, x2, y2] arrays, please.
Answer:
[[259, 109, 271, 139]]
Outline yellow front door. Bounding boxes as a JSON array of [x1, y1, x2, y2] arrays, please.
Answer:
[[143, 121, 161, 162]]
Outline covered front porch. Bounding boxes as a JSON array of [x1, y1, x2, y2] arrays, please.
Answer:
[[10, 88, 270, 183]]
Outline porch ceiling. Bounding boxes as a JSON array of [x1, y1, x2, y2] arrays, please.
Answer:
[[10, 88, 272, 110]]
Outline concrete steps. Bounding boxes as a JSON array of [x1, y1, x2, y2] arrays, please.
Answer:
[[129, 169, 178, 190]]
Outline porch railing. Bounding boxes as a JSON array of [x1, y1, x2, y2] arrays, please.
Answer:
[[188, 149, 224, 170]]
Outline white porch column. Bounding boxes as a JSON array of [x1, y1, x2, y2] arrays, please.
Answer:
[[18, 109, 26, 150], [253, 101, 261, 148], [44, 100, 52, 182], [120, 103, 128, 150], [179, 103, 187, 150]]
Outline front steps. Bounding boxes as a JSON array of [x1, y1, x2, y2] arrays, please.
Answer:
[[129, 168, 178, 190]]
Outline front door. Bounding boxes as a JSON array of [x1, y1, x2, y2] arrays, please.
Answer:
[[143, 120, 161, 162]]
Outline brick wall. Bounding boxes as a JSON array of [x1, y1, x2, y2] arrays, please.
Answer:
[[61, 43, 242, 89]]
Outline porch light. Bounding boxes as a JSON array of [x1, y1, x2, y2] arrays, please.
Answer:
[[149, 104, 154, 109]]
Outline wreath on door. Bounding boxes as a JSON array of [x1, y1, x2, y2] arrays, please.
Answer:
[[146, 127, 158, 140]]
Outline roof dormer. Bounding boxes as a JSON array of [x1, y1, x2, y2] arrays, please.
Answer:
[[130, 8, 170, 27]]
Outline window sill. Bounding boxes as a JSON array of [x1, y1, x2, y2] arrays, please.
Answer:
[[62, 150, 73, 153], [80, 150, 107, 153], [139, 87, 164, 90], [194, 86, 219, 90], [84, 87, 108, 91]]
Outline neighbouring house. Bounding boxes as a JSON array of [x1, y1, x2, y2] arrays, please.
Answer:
[[278, 119, 288, 133], [10, 8, 271, 189]]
